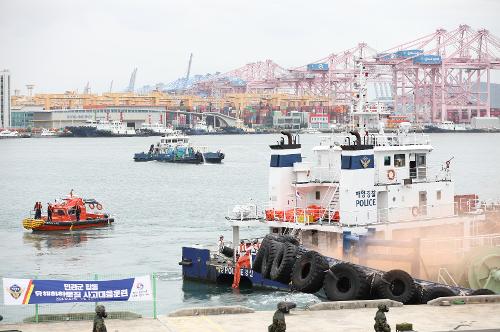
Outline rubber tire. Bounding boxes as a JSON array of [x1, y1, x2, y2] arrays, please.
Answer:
[[291, 251, 329, 293], [323, 263, 370, 301], [261, 252, 272, 278], [262, 234, 299, 249], [468, 288, 496, 296], [277, 234, 300, 246], [252, 246, 266, 273], [408, 283, 424, 304], [421, 286, 457, 303], [270, 242, 298, 283], [261, 241, 283, 279], [221, 246, 234, 258], [375, 269, 416, 304]]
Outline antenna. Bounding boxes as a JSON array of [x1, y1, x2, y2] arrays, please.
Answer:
[[127, 68, 137, 92], [183, 53, 193, 90]]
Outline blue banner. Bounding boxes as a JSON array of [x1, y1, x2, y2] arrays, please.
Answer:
[[341, 155, 374, 170], [3, 276, 152, 305]]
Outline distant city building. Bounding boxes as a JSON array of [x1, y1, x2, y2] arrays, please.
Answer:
[[33, 107, 167, 129], [10, 106, 40, 128], [273, 111, 308, 130], [309, 113, 330, 129], [0, 69, 11, 128]]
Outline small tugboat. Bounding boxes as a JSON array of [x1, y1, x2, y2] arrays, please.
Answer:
[[22, 195, 114, 231], [133, 131, 224, 164]]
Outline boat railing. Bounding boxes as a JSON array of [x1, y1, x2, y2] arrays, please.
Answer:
[[329, 132, 430, 147], [262, 203, 340, 226]]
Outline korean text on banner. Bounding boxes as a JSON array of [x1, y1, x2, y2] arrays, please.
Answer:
[[3, 275, 152, 305]]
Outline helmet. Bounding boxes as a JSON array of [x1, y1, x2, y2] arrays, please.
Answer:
[[377, 304, 389, 312], [95, 304, 107, 317]]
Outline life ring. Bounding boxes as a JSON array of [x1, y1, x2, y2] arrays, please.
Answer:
[[88, 203, 95, 209], [411, 206, 419, 217], [96, 203, 103, 210], [387, 169, 396, 181]]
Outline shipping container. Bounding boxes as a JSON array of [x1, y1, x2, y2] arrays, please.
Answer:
[[307, 63, 329, 71], [395, 49, 424, 58], [413, 54, 442, 65]]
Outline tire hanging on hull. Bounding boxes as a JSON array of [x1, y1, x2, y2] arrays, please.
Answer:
[[323, 263, 370, 301], [291, 251, 329, 294]]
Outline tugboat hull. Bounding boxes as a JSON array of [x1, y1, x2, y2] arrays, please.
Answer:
[[23, 218, 114, 232], [133, 152, 224, 164], [179, 246, 290, 290]]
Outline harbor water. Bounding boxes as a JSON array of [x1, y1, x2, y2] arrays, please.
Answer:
[[0, 133, 499, 320]]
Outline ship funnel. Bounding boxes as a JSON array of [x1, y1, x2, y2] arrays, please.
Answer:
[[349, 130, 361, 145], [281, 131, 293, 145], [268, 133, 302, 212]]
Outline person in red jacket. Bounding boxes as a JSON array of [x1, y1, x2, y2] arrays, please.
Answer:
[[232, 242, 252, 288], [34, 202, 42, 219]]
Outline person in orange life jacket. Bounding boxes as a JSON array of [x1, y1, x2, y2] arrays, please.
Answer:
[[47, 203, 53, 222], [75, 204, 81, 222], [232, 242, 252, 288], [237, 240, 246, 256], [34, 201, 42, 219]]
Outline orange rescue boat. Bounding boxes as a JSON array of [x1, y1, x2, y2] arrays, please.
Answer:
[[23, 196, 114, 231]]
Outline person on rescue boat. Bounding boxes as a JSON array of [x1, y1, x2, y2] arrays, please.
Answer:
[[75, 204, 81, 222], [34, 201, 42, 219], [47, 203, 53, 222]]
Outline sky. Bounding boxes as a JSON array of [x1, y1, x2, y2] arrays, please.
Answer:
[[1, 0, 499, 94]]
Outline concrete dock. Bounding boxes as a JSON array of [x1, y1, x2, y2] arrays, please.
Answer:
[[1, 303, 500, 332]]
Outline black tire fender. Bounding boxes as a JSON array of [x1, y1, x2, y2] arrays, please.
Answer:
[[221, 246, 234, 258], [291, 251, 329, 293], [422, 286, 457, 303], [270, 242, 298, 283], [261, 241, 283, 278], [323, 262, 370, 301], [252, 246, 266, 273], [375, 269, 416, 304], [468, 288, 495, 296]]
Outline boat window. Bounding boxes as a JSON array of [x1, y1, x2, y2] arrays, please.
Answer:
[[316, 191, 320, 200], [394, 154, 406, 167], [384, 156, 391, 166], [56, 209, 65, 216], [437, 190, 442, 200], [418, 154, 426, 166]]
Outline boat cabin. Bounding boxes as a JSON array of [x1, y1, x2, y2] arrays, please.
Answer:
[[264, 130, 457, 228]]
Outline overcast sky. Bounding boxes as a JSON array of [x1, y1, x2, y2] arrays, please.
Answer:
[[1, 0, 499, 94]]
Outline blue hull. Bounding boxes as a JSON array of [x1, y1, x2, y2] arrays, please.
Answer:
[[180, 246, 290, 290], [134, 152, 224, 164]]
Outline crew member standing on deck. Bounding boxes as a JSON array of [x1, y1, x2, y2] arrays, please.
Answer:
[[232, 241, 251, 288], [218, 235, 224, 253], [75, 204, 81, 222], [47, 203, 52, 221], [34, 202, 42, 219]]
